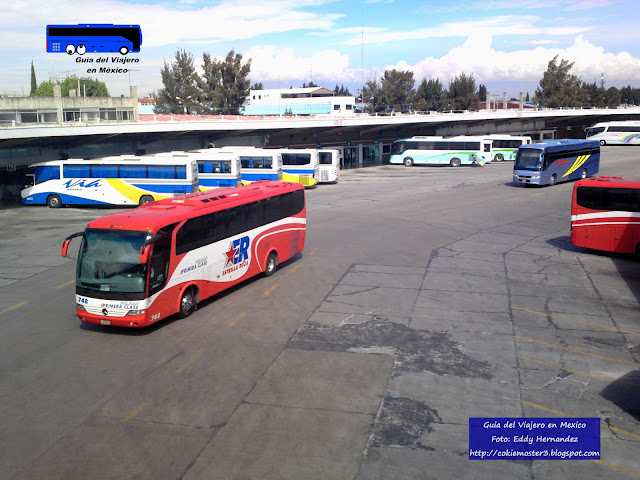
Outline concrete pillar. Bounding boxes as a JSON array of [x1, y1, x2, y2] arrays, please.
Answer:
[[519, 92, 524, 110], [503, 92, 507, 110], [486, 93, 491, 110], [130, 86, 139, 121], [54, 85, 62, 123]]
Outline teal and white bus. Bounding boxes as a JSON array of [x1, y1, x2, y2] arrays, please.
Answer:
[[21, 156, 198, 207], [485, 135, 532, 161], [390, 136, 492, 167]]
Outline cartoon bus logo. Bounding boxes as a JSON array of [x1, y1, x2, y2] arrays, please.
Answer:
[[46, 24, 142, 55]]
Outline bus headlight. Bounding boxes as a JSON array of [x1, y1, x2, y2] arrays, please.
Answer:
[[126, 309, 146, 316], [76, 304, 86, 311], [533, 173, 540, 178]]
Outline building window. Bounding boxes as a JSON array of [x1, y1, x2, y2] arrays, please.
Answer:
[[117, 110, 133, 121], [63, 110, 80, 122], [333, 105, 340, 111], [346, 105, 352, 110]]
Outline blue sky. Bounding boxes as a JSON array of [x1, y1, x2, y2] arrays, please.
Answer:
[[2, 0, 639, 99]]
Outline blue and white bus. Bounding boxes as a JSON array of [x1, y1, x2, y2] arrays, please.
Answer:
[[46, 24, 142, 55], [390, 136, 492, 167], [513, 139, 600, 186], [280, 149, 320, 187], [21, 156, 198, 207], [585, 121, 640, 146], [234, 148, 283, 184], [158, 150, 242, 190]]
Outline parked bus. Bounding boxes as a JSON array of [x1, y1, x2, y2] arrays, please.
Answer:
[[61, 181, 306, 327], [318, 149, 341, 183], [585, 121, 640, 146], [233, 148, 283, 184], [46, 24, 142, 55], [390, 136, 492, 167], [484, 135, 532, 161], [280, 149, 320, 187], [513, 139, 600, 186], [571, 176, 640, 254], [156, 150, 241, 190], [21, 156, 198, 207]]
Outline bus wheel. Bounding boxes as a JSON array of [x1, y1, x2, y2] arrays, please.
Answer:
[[494, 154, 504, 162], [139, 195, 154, 205], [581, 168, 588, 179], [600, 140, 606, 146], [450, 158, 461, 167], [119, 46, 129, 55], [403, 157, 414, 167], [77, 44, 86, 55], [178, 287, 195, 318], [264, 252, 278, 277], [47, 194, 62, 208], [65, 44, 75, 55], [550, 174, 557, 186]]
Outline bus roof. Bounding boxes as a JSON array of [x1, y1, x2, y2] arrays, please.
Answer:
[[575, 176, 640, 188], [520, 139, 600, 150], [84, 181, 303, 233]]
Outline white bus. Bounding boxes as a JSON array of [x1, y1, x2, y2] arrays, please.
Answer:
[[585, 121, 640, 145], [158, 150, 242, 190], [280, 148, 320, 187], [390, 136, 492, 167], [318, 149, 341, 183], [484, 135, 532, 161], [21, 156, 199, 207], [234, 147, 283, 184]]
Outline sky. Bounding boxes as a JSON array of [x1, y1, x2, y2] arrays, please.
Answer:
[[2, 0, 640, 100]]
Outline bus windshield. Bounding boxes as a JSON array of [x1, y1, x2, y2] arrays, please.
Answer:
[[78, 229, 148, 294], [585, 127, 605, 138], [514, 149, 543, 170]]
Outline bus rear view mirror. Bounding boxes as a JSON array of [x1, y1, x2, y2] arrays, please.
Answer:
[[61, 232, 84, 257], [139, 234, 161, 264]]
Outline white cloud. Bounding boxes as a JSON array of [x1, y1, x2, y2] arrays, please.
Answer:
[[385, 34, 640, 88]]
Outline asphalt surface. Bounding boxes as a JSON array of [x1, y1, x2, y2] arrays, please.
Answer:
[[1, 149, 639, 479]]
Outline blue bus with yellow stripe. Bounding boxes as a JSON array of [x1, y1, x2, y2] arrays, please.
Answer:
[[280, 149, 319, 187], [513, 139, 600, 186], [21, 157, 198, 208]]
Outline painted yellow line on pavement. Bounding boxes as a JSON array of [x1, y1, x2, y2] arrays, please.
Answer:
[[0, 301, 28, 316], [532, 192, 545, 196], [287, 264, 302, 275], [107, 402, 147, 439], [308, 248, 318, 256], [228, 312, 247, 327], [515, 336, 639, 367], [441, 209, 457, 214], [522, 401, 640, 441], [592, 460, 640, 477], [263, 284, 279, 297], [56, 280, 75, 289], [176, 348, 206, 374], [517, 356, 633, 385], [513, 306, 640, 337]]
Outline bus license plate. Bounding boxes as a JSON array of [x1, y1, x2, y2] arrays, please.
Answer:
[[101, 319, 111, 326]]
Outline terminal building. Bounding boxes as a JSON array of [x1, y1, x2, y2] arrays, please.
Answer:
[[242, 87, 356, 117], [1, 85, 640, 200]]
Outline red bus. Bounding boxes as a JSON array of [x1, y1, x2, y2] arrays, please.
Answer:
[[571, 176, 640, 255], [61, 181, 306, 327]]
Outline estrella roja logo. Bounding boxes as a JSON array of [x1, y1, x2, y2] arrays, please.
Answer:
[[562, 155, 590, 177], [222, 236, 250, 276]]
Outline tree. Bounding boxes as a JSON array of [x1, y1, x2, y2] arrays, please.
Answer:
[[32, 75, 108, 97], [251, 82, 264, 90], [302, 81, 318, 88], [534, 55, 583, 107], [155, 49, 200, 114], [363, 69, 415, 113], [334, 84, 351, 96], [412, 78, 446, 112], [620, 85, 640, 105], [30, 61, 37, 96], [447, 72, 479, 110], [197, 50, 252, 115], [477, 84, 487, 102]]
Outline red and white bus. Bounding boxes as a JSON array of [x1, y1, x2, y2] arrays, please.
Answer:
[[571, 176, 640, 255], [61, 181, 306, 327]]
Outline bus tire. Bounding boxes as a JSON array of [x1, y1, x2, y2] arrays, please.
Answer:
[[139, 195, 154, 206], [178, 287, 196, 318], [494, 154, 504, 162], [47, 194, 62, 208], [77, 44, 86, 55], [450, 158, 461, 167], [550, 174, 557, 186], [264, 252, 278, 277], [403, 157, 414, 167], [119, 46, 129, 55], [66, 44, 75, 55], [600, 140, 606, 146], [581, 168, 588, 179]]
